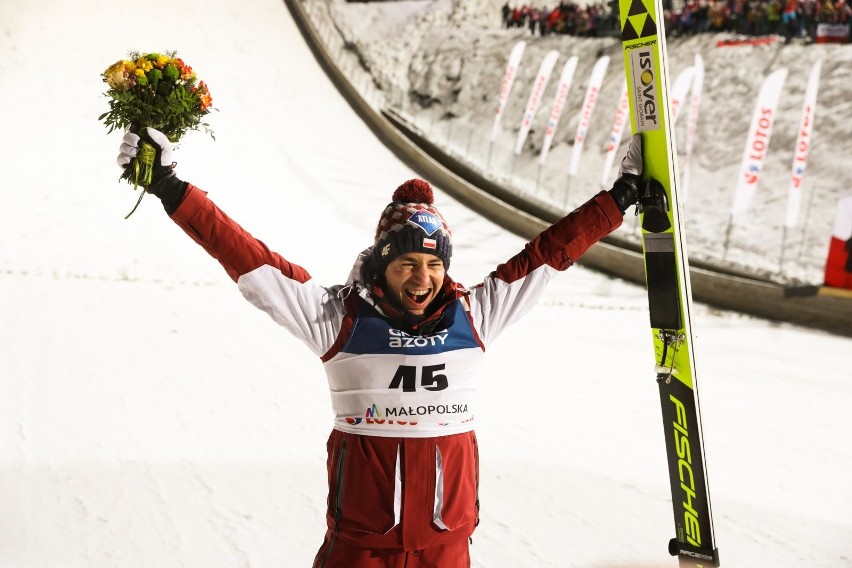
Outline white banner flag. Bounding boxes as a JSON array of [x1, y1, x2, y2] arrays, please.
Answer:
[[490, 41, 526, 142], [731, 68, 788, 220], [681, 53, 704, 203], [568, 55, 609, 177], [670, 66, 695, 126], [514, 50, 560, 155], [785, 60, 822, 228], [539, 55, 578, 166], [600, 79, 629, 189]]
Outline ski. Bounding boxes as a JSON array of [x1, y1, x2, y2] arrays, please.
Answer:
[[617, 0, 720, 566]]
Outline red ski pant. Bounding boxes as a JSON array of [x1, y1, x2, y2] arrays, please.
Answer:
[[312, 533, 471, 568]]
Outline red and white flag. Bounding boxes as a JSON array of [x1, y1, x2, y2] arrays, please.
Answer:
[[824, 194, 852, 289], [815, 23, 849, 44]]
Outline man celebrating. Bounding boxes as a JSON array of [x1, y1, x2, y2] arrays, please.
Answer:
[[116, 127, 643, 568]]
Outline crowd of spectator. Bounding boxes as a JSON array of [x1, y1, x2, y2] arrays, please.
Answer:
[[501, 2, 619, 37], [500, 0, 851, 42], [666, 0, 851, 41]]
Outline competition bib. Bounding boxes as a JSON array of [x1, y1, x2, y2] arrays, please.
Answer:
[[324, 300, 483, 437]]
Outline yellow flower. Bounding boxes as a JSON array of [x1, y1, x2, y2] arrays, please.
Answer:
[[156, 55, 170, 68], [135, 58, 153, 72], [134, 68, 145, 77]]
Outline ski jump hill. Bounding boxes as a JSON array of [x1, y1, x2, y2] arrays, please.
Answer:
[[284, 0, 852, 339]]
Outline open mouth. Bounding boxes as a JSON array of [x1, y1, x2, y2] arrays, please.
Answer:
[[406, 288, 431, 305]]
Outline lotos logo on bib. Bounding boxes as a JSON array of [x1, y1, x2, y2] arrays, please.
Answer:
[[407, 211, 442, 236]]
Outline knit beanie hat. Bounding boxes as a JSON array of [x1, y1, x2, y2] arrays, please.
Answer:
[[371, 179, 453, 272]]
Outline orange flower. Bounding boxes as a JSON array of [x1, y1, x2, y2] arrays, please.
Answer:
[[175, 58, 195, 81], [196, 81, 213, 110]]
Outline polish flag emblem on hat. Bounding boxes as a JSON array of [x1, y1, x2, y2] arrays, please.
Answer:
[[422, 238, 437, 250]]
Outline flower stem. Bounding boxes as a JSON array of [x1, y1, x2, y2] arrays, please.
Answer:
[[123, 190, 146, 220], [124, 140, 156, 219], [137, 141, 156, 186]]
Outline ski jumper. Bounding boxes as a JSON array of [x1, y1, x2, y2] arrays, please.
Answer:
[[168, 185, 623, 562]]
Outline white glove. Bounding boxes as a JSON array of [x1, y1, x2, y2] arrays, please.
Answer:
[[618, 133, 643, 178], [116, 127, 173, 168]]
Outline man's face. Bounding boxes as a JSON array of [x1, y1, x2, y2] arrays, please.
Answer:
[[384, 252, 446, 315]]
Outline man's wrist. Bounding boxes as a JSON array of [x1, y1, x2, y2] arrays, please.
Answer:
[[147, 170, 187, 214], [608, 174, 640, 215]]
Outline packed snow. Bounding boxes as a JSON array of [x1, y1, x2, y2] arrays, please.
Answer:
[[0, 0, 850, 567]]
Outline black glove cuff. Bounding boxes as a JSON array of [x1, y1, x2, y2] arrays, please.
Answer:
[[608, 174, 641, 215], [146, 168, 187, 214]]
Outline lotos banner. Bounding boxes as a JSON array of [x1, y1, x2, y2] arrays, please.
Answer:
[[568, 55, 610, 177], [514, 50, 560, 155], [731, 68, 788, 220], [600, 79, 629, 190], [539, 56, 579, 166], [669, 65, 695, 126], [681, 53, 704, 204], [785, 60, 822, 228], [491, 41, 526, 142]]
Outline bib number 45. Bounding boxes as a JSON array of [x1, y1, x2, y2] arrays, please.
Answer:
[[388, 364, 448, 392]]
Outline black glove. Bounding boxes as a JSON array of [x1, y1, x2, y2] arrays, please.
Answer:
[[117, 127, 187, 214], [608, 133, 643, 215]]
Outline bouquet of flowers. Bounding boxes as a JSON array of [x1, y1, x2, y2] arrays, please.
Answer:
[[99, 51, 214, 217]]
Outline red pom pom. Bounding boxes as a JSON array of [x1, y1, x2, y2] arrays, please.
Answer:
[[392, 179, 434, 205]]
